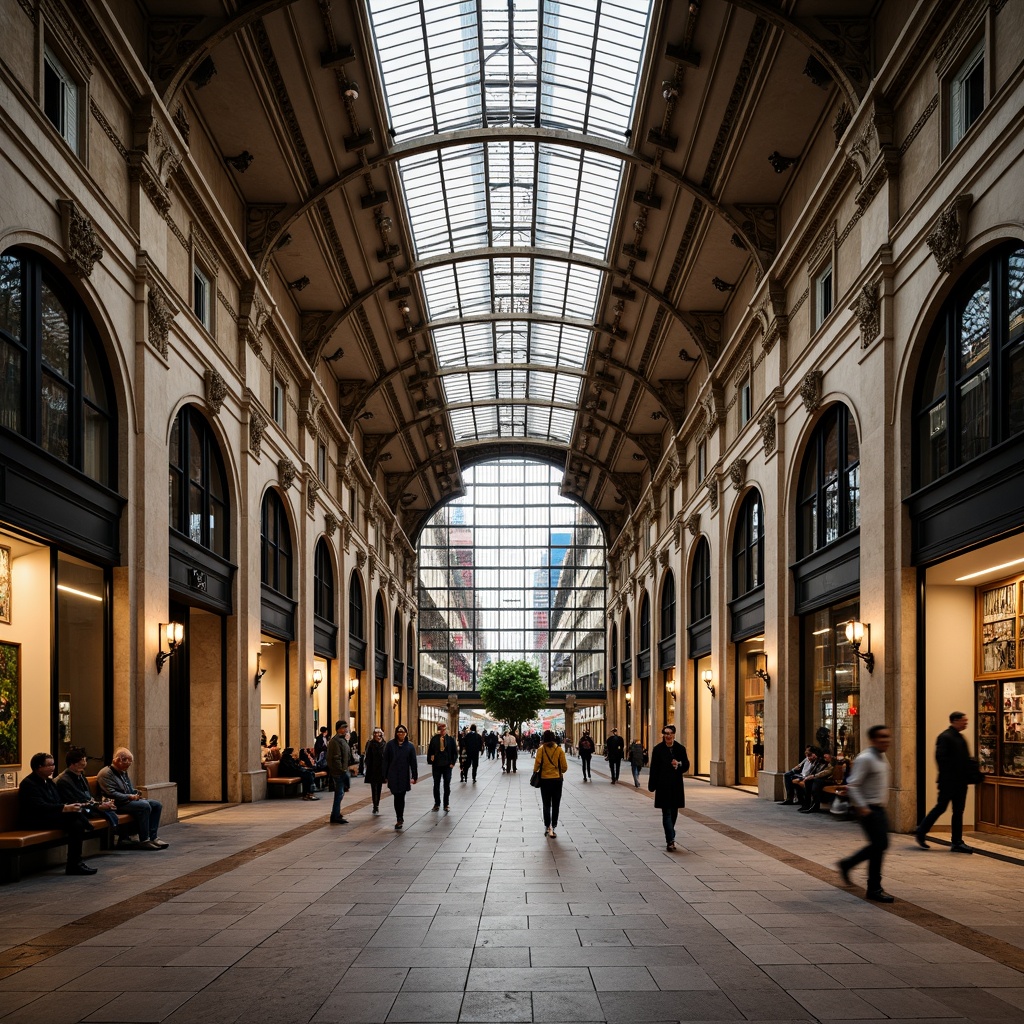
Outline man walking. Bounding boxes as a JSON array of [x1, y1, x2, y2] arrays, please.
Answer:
[[428, 721, 458, 811], [915, 711, 976, 853], [648, 725, 689, 851], [463, 723, 483, 783], [606, 728, 625, 783], [578, 729, 595, 781], [838, 725, 894, 902], [327, 720, 354, 824]]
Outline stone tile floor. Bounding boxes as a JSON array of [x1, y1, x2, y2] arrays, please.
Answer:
[[1, 756, 1023, 1023]]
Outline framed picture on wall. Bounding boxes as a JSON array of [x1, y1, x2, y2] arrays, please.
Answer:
[[0, 640, 20, 768], [0, 545, 11, 624]]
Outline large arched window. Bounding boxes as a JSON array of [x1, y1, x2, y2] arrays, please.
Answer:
[[169, 406, 229, 557], [639, 593, 651, 652], [0, 247, 115, 485], [610, 623, 618, 688], [349, 572, 364, 639], [260, 490, 292, 597], [733, 489, 764, 597], [313, 538, 334, 621], [915, 243, 1024, 487], [797, 405, 859, 558], [375, 593, 386, 655], [393, 609, 403, 681], [661, 571, 676, 640], [690, 538, 711, 624], [622, 609, 632, 685]]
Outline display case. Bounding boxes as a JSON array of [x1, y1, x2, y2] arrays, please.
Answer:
[[978, 578, 1021, 676]]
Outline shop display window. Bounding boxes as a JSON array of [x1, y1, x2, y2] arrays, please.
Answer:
[[977, 576, 1022, 677]]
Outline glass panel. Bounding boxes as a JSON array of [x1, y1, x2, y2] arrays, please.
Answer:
[[1008, 251, 1024, 342], [83, 402, 108, 484], [738, 638, 765, 785], [1001, 681, 1024, 777], [188, 482, 203, 544], [210, 496, 226, 558], [0, 336, 22, 432], [920, 398, 947, 485], [41, 372, 69, 461], [977, 682, 997, 775], [958, 366, 991, 463], [41, 281, 70, 377], [1008, 342, 1024, 437], [82, 336, 108, 410], [959, 278, 990, 376], [0, 254, 22, 340]]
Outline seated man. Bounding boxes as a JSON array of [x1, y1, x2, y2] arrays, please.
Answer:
[[97, 748, 168, 850], [19, 751, 98, 875], [799, 752, 838, 813], [55, 746, 121, 836], [780, 746, 815, 805]]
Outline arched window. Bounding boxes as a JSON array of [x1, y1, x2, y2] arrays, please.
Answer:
[[915, 243, 1024, 487], [375, 593, 386, 654], [610, 623, 618, 688], [797, 406, 859, 558], [313, 538, 334, 621], [393, 609, 402, 658], [349, 572, 364, 639], [0, 247, 115, 485], [169, 406, 229, 557], [406, 623, 415, 687], [661, 571, 676, 639], [260, 490, 292, 597], [639, 592, 651, 653], [733, 490, 764, 597], [623, 610, 632, 661], [690, 538, 711, 623]]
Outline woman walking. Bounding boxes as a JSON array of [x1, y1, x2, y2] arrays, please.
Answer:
[[648, 725, 689, 851], [533, 730, 567, 838], [628, 738, 646, 788], [363, 727, 386, 814], [382, 724, 418, 830]]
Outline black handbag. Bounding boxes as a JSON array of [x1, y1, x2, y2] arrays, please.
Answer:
[[529, 770, 542, 788]]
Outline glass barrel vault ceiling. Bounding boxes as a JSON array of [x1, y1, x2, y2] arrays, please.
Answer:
[[367, 0, 654, 444]]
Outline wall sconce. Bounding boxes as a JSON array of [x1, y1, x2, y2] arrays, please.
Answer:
[[156, 622, 184, 672], [754, 652, 771, 688], [702, 669, 715, 697], [348, 678, 358, 700], [310, 667, 323, 696], [624, 689, 633, 704], [254, 651, 267, 688], [665, 679, 676, 699], [845, 621, 875, 673], [392, 687, 401, 708]]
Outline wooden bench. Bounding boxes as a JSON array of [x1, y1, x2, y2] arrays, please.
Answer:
[[264, 759, 303, 796], [0, 777, 134, 883]]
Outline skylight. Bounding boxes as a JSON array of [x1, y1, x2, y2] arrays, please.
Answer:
[[367, 0, 654, 445]]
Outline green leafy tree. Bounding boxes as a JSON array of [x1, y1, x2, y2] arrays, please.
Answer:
[[477, 659, 548, 736]]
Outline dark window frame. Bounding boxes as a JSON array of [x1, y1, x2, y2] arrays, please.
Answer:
[[797, 405, 860, 558], [639, 592, 651, 654], [313, 537, 335, 621], [661, 570, 676, 639], [168, 405, 230, 558], [260, 490, 293, 597], [375, 592, 387, 655], [913, 243, 1024, 490], [0, 247, 116, 488], [732, 489, 765, 599], [690, 537, 711, 623], [349, 571, 364, 640]]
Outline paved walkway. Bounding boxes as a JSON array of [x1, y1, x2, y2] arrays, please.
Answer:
[[2, 755, 1024, 1023]]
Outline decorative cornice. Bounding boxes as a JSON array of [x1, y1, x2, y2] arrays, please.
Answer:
[[147, 284, 174, 358], [799, 370, 823, 413], [57, 199, 103, 277], [306, 477, 319, 514], [729, 457, 747, 491], [205, 368, 228, 414], [325, 511, 338, 538], [238, 279, 272, 355], [356, 549, 367, 570], [705, 478, 719, 514], [758, 408, 777, 458], [249, 407, 267, 458], [926, 194, 973, 274], [278, 459, 297, 490], [686, 511, 701, 538], [850, 282, 880, 349]]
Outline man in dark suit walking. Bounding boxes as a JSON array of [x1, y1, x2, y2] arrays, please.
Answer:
[[915, 711, 976, 853]]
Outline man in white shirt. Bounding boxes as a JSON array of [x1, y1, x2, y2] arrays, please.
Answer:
[[837, 725, 893, 902], [779, 746, 815, 805]]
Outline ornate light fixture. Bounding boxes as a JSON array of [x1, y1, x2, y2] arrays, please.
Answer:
[[310, 667, 323, 696], [254, 651, 267, 688], [702, 669, 715, 697], [156, 622, 184, 672], [754, 652, 771, 688], [845, 621, 875, 673]]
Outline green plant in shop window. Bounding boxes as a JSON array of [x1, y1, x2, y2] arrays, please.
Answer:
[[0, 641, 19, 767]]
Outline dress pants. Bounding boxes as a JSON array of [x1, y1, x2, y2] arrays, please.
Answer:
[[609, 757, 621, 782], [917, 785, 967, 844], [432, 765, 452, 806], [540, 778, 562, 828], [580, 753, 592, 779], [842, 806, 889, 892]]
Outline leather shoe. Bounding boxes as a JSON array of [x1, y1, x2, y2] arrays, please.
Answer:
[[913, 830, 929, 849], [866, 889, 895, 903], [66, 860, 97, 875], [329, 817, 348, 824], [779, 799, 794, 806], [950, 842, 974, 854], [139, 839, 163, 850], [799, 805, 820, 813], [150, 838, 169, 848], [837, 860, 852, 885]]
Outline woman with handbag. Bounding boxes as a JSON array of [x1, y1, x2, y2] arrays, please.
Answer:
[[382, 724, 418, 831], [532, 730, 567, 838]]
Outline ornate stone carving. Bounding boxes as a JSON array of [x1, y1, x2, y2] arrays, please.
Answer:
[[249, 407, 267, 458], [173, 105, 191, 145], [706, 478, 719, 514], [356, 549, 367, 570], [238, 281, 272, 355], [205, 368, 228, 414], [799, 370, 823, 413], [301, 311, 334, 363], [58, 199, 103, 277], [325, 512, 338, 537], [736, 204, 779, 268], [702, 384, 725, 432], [245, 204, 286, 261], [634, 433, 663, 467], [686, 511, 701, 538], [729, 458, 747, 491], [850, 282, 880, 348], [278, 459, 296, 490], [687, 312, 722, 364], [926, 194, 973, 274], [758, 409, 777, 457], [658, 547, 669, 569], [148, 285, 174, 357], [832, 103, 852, 144], [306, 478, 319, 514]]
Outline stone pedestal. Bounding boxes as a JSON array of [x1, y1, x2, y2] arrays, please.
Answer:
[[140, 781, 178, 824], [241, 769, 268, 802], [710, 760, 727, 786], [759, 769, 784, 800]]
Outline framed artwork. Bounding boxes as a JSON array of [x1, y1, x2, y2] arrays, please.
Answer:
[[0, 545, 10, 624], [0, 640, 20, 768]]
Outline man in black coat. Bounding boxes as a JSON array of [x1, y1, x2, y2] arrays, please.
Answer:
[[648, 725, 689, 851], [19, 751, 98, 875], [427, 722, 458, 811], [462, 723, 484, 783], [915, 711, 975, 853], [606, 728, 625, 783]]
